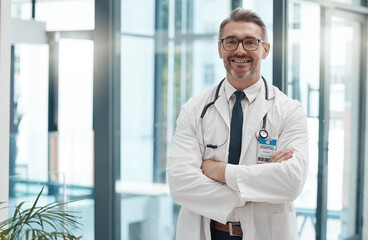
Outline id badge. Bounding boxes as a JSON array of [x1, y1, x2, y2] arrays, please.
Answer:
[[257, 138, 277, 164]]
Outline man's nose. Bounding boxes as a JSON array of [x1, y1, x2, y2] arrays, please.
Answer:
[[235, 41, 247, 54]]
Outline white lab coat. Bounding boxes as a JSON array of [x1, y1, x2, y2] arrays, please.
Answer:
[[167, 79, 309, 240]]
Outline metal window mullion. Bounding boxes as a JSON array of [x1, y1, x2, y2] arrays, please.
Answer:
[[355, 18, 367, 239], [48, 33, 59, 133], [153, 0, 169, 183], [187, 0, 193, 33], [9, 46, 16, 198], [32, 0, 36, 19], [316, 7, 329, 240], [94, 0, 120, 238], [112, 0, 121, 238], [273, 0, 288, 92], [48, 32, 60, 196], [231, 0, 242, 10], [364, 0, 368, 7]]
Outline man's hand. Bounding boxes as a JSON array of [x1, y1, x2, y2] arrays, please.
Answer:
[[201, 150, 293, 183], [201, 160, 227, 183], [269, 149, 293, 163]]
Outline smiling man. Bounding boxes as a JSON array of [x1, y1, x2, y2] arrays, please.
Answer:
[[168, 8, 309, 240], [218, 21, 269, 88]]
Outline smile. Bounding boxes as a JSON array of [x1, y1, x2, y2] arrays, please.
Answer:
[[231, 59, 251, 63]]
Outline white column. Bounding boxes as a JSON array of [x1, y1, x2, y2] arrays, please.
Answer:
[[0, 0, 11, 221]]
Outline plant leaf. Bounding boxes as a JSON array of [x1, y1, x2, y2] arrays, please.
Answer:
[[11, 201, 25, 223], [1, 187, 83, 239], [24, 186, 44, 223]]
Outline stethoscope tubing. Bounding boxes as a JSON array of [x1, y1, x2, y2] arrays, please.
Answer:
[[199, 76, 269, 150]]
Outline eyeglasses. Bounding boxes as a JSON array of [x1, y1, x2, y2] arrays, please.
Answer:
[[219, 37, 266, 51]]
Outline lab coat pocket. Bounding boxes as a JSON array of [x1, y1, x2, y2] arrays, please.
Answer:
[[271, 211, 298, 240]]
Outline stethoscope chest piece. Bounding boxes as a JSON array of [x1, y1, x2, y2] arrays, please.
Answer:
[[255, 129, 269, 141]]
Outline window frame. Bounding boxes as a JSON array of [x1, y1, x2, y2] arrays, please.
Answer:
[[0, 0, 11, 221]]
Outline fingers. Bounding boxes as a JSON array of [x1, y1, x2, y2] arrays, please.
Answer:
[[200, 160, 226, 183], [201, 159, 213, 170], [269, 149, 293, 163], [201, 160, 216, 174], [275, 152, 293, 163]]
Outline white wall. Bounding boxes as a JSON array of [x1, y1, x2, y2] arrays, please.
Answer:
[[0, 0, 10, 221]]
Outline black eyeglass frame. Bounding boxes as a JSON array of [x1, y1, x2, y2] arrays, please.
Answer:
[[219, 37, 267, 51]]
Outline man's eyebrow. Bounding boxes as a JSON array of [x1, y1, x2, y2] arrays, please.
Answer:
[[223, 35, 237, 39], [222, 35, 258, 39]]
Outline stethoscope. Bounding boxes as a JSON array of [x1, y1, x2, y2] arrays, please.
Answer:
[[198, 76, 269, 150]]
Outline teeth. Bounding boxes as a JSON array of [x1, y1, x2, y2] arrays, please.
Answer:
[[233, 59, 250, 63]]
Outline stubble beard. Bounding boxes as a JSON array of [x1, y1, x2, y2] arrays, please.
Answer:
[[228, 67, 256, 79], [225, 58, 257, 80]]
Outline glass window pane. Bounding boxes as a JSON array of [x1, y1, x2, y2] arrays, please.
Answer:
[[192, 39, 226, 95], [242, 0, 273, 82], [9, 44, 49, 190], [121, 0, 155, 35], [11, 2, 32, 20], [36, 0, 94, 31], [330, 0, 361, 6], [121, 36, 155, 182], [288, 2, 320, 239], [58, 38, 95, 238], [58, 38, 94, 186], [9, 41, 95, 239], [326, 15, 361, 239], [8, 44, 51, 233], [192, 0, 231, 34]]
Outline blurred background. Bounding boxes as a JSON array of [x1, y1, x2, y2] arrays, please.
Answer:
[[1, 0, 368, 239]]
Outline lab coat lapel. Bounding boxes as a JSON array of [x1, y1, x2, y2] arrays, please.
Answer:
[[241, 87, 272, 158], [213, 93, 230, 129]]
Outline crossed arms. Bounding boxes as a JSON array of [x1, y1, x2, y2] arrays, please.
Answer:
[[201, 149, 294, 184]]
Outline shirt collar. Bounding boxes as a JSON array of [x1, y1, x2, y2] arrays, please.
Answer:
[[224, 78, 263, 104]]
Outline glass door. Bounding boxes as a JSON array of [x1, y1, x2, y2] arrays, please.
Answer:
[[288, 2, 365, 239], [324, 10, 364, 240], [288, 2, 321, 239]]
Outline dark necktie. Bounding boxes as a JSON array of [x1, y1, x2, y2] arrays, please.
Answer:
[[228, 91, 245, 165]]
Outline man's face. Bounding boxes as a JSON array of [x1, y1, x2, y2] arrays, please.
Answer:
[[218, 21, 270, 85]]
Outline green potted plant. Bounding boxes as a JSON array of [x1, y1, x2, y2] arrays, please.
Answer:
[[0, 187, 82, 240]]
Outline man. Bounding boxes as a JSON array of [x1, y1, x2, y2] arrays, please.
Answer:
[[167, 8, 308, 240]]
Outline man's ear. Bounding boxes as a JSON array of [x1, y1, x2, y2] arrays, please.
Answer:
[[218, 42, 223, 59], [262, 42, 270, 59]]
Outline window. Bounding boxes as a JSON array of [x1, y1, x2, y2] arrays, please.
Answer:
[[9, 0, 95, 238], [288, 2, 320, 238], [288, 1, 366, 239], [117, 1, 233, 239]]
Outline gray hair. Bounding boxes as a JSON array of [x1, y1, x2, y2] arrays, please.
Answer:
[[218, 8, 268, 41]]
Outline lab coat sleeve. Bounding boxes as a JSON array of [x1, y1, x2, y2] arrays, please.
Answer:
[[167, 100, 241, 224], [233, 100, 309, 203]]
